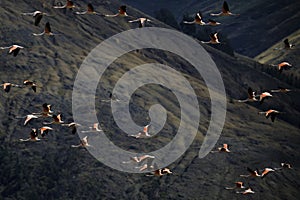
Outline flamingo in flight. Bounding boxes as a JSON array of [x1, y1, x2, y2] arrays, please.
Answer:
[[284, 38, 294, 49], [122, 155, 155, 164], [129, 18, 151, 28], [23, 114, 39, 126], [43, 113, 64, 125], [211, 143, 230, 153], [104, 5, 128, 17], [240, 167, 260, 177], [257, 91, 272, 104], [184, 11, 221, 26], [129, 124, 151, 138], [81, 123, 103, 133], [0, 82, 22, 93], [147, 167, 173, 177], [32, 103, 53, 117], [258, 109, 281, 122], [21, 11, 50, 26], [271, 62, 292, 73], [40, 126, 54, 137], [71, 136, 91, 148], [225, 181, 245, 190], [210, 1, 240, 16], [23, 80, 37, 92], [236, 188, 255, 195], [237, 87, 258, 102], [33, 22, 57, 36], [75, 3, 101, 15], [62, 122, 81, 134], [0, 45, 24, 57], [20, 128, 40, 142], [53, 0, 75, 9], [201, 33, 221, 44]]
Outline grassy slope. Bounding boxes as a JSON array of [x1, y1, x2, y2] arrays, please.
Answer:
[[0, 0, 299, 199], [123, 0, 300, 57]]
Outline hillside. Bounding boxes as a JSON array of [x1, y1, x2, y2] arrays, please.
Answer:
[[123, 0, 300, 57], [0, 0, 300, 200]]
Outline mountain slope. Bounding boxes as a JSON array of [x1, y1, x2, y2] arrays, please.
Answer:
[[124, 0, 300, 57], [0, 0, 299, 200]]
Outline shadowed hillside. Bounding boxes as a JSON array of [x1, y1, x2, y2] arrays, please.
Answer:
[[0, 0, 300, 199], [124, 0, 300, 57]]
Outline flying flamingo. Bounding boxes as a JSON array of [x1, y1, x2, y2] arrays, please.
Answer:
[[146, 167, 173, 177], [23, 80, 37, 92], [225, 181, 245, 190], [207, 19, 221, 26], [211, 143, 230, 153], [122, 155, 155, 164], [0, 82, 22, 93], [43, 113, 64, 125], [81, 123, 103, 133], [104, 5, 128, 17], [240, 167, 260, 177], [236, 188, 255, 195], [23, 114, 39, 126], [274, 162, 292, 170], [33, 22, 57, 36], [183, 11, 206, 25], [53, 0, 75, 9], [129, 18, 151, 28], [39, 126, 54, 137], [257, 92, 272, 104], [71, 136, 91, 148], [0, 45, 24, 57], [258, 109, 282, 122], [237, 87, 258, 102], [210, 1, 240, 16], [271, 62, 292, 73], [75, 3, 101, 15], [129, 124, 151, 138], [21, 11, 50, 26], [201, 33, 221, 44], [62, 122, 81, 134], [20, 128, 40, 142]]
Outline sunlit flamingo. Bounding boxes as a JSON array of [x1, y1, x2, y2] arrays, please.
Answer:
[[0, 45, 24, 56], [236, 188, 255, 195], [39, 126, 53, 137], [274, 162, 292, 170], [207, 19, 221, 26], [75, 3, 101, 15], [240, 167, 260, 177], [257, 92, 272, 104], [32, 103, 53, 117], [225, 181, 245, 190], [129, 124, 151, 138], [43, 113, 64, 125], [71, 136, 91, 148], [21, 11, 50, 26], [147, 167, 173, 177], [129, 18, 151, 28], [23, 114, 39, 126], [33, 22, 57, 36], [237, 87, 258, 102], [23, 80, 37, 92], [81, 123, 103, 133], [104, 5, 128, 17], [0, 82, 22, 93], [210, 1, 240, 16], [183, 11, 206, 25], [53, 0, 75, 9], [258, 109, 281, 122], [260, 168, 276, 178], [270, 87, 291, 93], [20, 128, 40, 142], [211, 143, 230, 153], [62, 122, 81, 134], [122, 155, 155, 164], [201, 33, 221, 44], [271, 62, 292, 73]]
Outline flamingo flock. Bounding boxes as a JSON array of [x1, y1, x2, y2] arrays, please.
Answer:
[[0, 0, 297, 197]]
